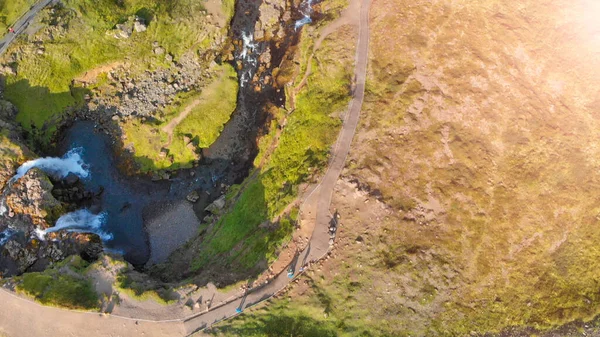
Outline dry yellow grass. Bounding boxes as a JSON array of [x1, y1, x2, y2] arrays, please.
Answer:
[[342, 0, 600, 334], [212, 0, 600, 336]]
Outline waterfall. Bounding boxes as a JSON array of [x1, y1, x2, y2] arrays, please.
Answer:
[[295, 0, 314, 30], [0, 199, 7, 216], [1, 147, 90, 218], [238, 32, 259, 88], [11, 147, 89, 182], [35, 209, 113, 242], [0, 228, 16, 246]]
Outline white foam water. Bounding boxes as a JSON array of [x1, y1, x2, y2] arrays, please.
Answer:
[[11, 147, 89, 182], [295, 0, 314, 30], [0, 228, 16, 246], [240, 32, 258, 60], [36, 209, 113, 242], [238, 32, 259, 88], [0, 199, 7, 216]]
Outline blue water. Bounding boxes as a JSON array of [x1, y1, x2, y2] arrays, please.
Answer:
[[58, 121, 170, 265]]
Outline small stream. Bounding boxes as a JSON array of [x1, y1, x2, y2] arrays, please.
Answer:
[[55, 122, 169, 265], [0, 0, 311, 270]]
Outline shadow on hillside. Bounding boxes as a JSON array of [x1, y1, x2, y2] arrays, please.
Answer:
[[2, 76, 90, 149], [210, 311, 338, 337]]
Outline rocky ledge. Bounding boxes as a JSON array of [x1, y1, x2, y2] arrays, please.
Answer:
[[0, 146, 102, 277]]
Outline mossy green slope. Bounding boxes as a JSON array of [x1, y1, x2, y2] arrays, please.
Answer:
[[0, 0, 36, 33], [2, 0, 226, 139], [187, 23, 355, 275], [16, 256, 99, 310]]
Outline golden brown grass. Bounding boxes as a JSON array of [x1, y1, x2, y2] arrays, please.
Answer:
[[213, 0, 600, 336]]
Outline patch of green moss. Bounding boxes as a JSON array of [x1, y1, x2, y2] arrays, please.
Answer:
[[16, 256, 99, 310], [2, 0, 226, 141], [122, 63, 238, 172], [116, 272, 177, 305]]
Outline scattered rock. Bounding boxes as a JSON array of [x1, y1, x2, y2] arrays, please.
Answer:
[[5, 168, 63, 226], [186, 190, 200, 203], [114, 23, 132, 39], [186, 142, 197, 152], [134, 20, 147, 33], [159, 148, 169, 158], [205, 195, 226, 214], [64, 172, 79, 186]]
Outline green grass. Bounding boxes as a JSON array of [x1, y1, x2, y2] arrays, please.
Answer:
[[0, 0, 36, 33], [0, 130, 27, 189], [209, 297, 338, 337], [175, 65, 238, 147], [189, 21, 353, 275], [2, 0, 224, 140], [16, 256, 99, 310], [116, 272, 177, 305], [122, 63, 238, 172]]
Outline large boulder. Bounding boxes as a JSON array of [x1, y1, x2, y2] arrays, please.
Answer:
[[205, 195, 226, 214], [5, 168, 63, 226]]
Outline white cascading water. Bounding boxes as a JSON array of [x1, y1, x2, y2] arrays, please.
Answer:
[[1, 147, 113, 245], [10, 147, 89, 182], [35, 209, 113, 241], [0, 228, 16, 246], [0, 199, 7, 217], [295, 0, 314, 30], [239, 32, 259, 88]]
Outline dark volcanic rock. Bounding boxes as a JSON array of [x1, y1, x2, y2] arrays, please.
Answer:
[[64, 172, 79, 185], [0, 169, 103, 277]]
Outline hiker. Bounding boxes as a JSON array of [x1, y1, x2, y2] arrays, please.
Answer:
[[287, 266, 294, 278], [8, 27, 14, 34]]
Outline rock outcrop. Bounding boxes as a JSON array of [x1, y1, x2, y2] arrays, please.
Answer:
[[5, 168, 63, 225], [0, 102, 102, 278]]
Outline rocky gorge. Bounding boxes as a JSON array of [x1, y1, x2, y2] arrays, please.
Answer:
[[0, 0, 315, 284]]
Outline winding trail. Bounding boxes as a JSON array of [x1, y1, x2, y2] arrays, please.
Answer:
[[183, 0, 371, 332], [0, 0, 54, 56], [0, 0, 371, 334]]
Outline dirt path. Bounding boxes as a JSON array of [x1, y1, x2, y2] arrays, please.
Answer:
[[0, 0, 54, 56], [184, 0, 371, 332], [74, 62, 124, 84], [0, 0, 371, 333], [161, 99, 201, 147], [161, 71, 225, 148], [293, 0, 361, 96], [0, 288, 186, 337]]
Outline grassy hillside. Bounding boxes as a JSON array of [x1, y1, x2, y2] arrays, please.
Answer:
[[121, 63, 238, 172], [157, 6, 354, 282], [1, 0, 227, 140], [0, 0, 36, 33], [210, 0, 600, 336], [15, 256, 99, 310]]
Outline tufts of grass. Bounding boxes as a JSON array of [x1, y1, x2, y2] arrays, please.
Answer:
[[15, 256, 99, 310], [115, 272, 177, 305], [2, 0, 223, 140], [122, 63, 238, 172], [209, 298, 338, 337], [0, 0, 36, 33]]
